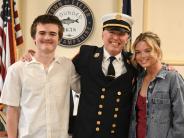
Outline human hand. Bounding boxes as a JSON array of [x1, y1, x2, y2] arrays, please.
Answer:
[[167, 65, 175, 71], [21, 49, 35, 62], [0, 103, 4, 111]]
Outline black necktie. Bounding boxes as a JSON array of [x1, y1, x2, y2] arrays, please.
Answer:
[[107, 56, 116, 78]]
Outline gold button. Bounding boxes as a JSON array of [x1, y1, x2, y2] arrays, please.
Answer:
[[96, 127, 100, 132], [115, 108, 119, 112], [99, 104, 103, 108], [111, 130, 115, 134], [100, 95, 105, 99], [117, 91, 122, 95], [116, 98, 120, 102], [102, 88, 106, 92], [98, 111, 102, 115], [96, 121, 101, 125], [114, 114, 118, 118], [112, 123, 116, 128]]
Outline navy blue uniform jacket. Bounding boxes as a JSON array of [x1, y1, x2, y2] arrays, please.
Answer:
[[72, 45, 137, 138]]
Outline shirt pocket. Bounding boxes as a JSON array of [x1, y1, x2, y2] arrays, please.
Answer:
[[152, 90, 171, 108], [151, 91, 171, 123], [152, 97, 170, 104]]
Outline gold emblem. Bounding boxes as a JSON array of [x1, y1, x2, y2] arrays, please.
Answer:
[[94, 53, 100, 58], [115, 14, 123, 20]]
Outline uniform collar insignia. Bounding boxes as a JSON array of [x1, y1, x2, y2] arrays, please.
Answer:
[[127, 59, 130, 64], [94, 53, 100, 58]]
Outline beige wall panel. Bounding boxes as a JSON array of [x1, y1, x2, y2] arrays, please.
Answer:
[[145, 0, 184, 64], [132, 0, 144, 43]]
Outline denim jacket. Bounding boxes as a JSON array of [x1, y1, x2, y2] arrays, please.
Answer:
[[129, 67, 184, 138]]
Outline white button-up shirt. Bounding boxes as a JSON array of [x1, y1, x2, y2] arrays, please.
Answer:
[[0, 57, 80, 138], [102, 48, 127, 78]]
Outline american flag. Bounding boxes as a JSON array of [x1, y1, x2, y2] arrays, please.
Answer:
[[122, 0, 131, 16], [122, 0, 132, 52], [0, 0, 23, 93]]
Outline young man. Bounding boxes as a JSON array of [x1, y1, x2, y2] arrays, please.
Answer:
[[0, 14, 80, 138], [72, 13, 137, 138]]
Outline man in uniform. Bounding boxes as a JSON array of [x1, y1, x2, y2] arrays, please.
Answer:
[[72, 13, 137, 138]]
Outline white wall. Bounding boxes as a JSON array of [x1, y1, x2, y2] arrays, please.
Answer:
[[144, 0, 184, 64], [144, 0, 184, 76]]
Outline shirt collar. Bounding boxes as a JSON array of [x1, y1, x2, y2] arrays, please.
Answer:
[[103, 48, 122, 61], [155, 65, 168, 79], [140, 65, 167, 80], [26, 56, 61, 65]]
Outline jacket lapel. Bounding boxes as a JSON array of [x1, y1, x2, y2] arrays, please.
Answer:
[[88, 47, 108, 85]]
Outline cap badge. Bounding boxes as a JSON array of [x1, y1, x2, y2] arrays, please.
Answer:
[[115, 14, 123, 20]]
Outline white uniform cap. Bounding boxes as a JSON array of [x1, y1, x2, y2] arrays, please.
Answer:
[[101, 13, 133, 33]]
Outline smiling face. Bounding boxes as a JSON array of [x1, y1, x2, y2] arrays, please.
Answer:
[[134, 41, 159, 69], [102, 29, 129, 56], [132, 32, 162, 70], [33, 23, 59, 54]]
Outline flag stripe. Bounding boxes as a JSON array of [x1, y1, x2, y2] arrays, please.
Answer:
[[123, 0, 131, 15], [122, 0, 132, 52], [0, 0, 23, 93]]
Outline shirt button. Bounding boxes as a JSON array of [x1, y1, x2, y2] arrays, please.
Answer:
[[96, 121, 101, 125], [115, 107, 119, 112], [111, 130, 115, 134], [98, 111, 102, 115], [117, 91, 122, 95], [96, 127, 100, 132], [116, 98, 120, 103], [102, 88, 106, 92], [112, 123, 116, 128], [99, 104, 103, 109], [114, 114, 118, 118], [100, 95, 105, 99]]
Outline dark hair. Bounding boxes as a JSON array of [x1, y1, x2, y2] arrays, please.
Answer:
[[30, 14, 64, 39]]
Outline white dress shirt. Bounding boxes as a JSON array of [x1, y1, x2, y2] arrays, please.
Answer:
[[102, 48, 127, 78], [0, 57, 80, 138], [72, 90, 80, 116]]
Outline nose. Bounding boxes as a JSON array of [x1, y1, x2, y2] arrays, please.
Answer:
[[112, 33, 120, 40], [140, 52, 148, 58], [44, 34, 52, 39]]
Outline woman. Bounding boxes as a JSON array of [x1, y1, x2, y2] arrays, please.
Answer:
[[129, 32, 184, 138]]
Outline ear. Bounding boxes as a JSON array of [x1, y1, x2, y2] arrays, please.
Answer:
[[32, 38, 36, 45], [102, 31, 105, 39]]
